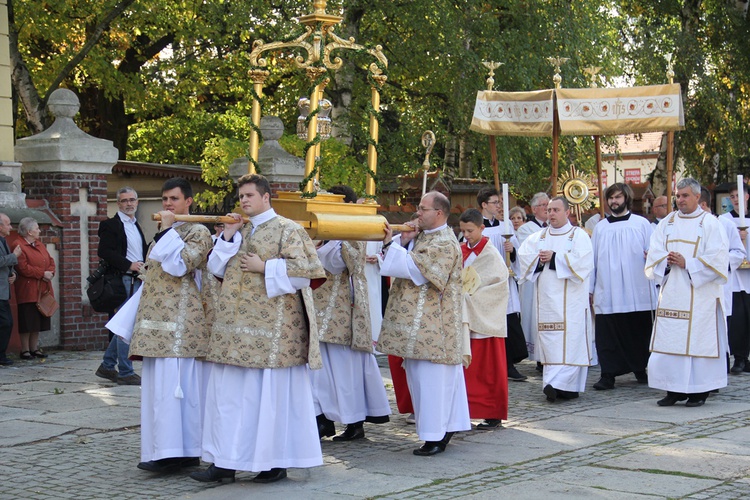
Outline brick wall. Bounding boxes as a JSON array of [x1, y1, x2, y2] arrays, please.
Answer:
[[24, 173, 110, 350]]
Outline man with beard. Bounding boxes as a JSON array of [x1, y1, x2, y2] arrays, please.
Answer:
[[590, 183, 657, 390]]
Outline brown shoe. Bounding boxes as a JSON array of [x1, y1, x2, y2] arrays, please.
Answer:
[[95, 365, 118, 382], [117, 373, 142, 386]]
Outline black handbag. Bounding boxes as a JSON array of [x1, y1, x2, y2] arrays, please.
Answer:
[[86, 261, 128, 313]]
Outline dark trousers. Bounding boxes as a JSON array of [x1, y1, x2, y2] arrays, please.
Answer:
[[595, 311, 652, 377], [0, 299, 13, 357], [506, 313, 529, 364], [728, 291, 750, 359]]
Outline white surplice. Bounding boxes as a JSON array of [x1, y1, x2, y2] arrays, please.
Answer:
[[716, 214, 746, 318], [310, 240, 391, 424], [518, 222, 594, 392], [645, 208, 729, 393], [516, 221, 545, 360], [590, 213, 657, 314], [137, 224, 208, 462], [380, 225, 471, 441], [365, 240, 383, 345], [201, 209, 322, 471]]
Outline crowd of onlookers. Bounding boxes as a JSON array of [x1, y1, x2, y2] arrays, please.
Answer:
[[0, 214, 55, 365]]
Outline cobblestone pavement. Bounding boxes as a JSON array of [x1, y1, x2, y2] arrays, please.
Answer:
[[1, 351, 750, 499]]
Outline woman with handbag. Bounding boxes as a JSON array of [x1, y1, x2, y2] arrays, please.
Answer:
[[14, 217, 56, 360]]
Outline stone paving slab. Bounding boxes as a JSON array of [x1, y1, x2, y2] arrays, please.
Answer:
[[517, 414, 671, 437], [600, 443, 750, 481], [448, 477, 663, 499], [2, 353, 750, 499], [576, 399, 750, 424], [0, 419, 76, 446], [25, 404, 141, 430], [551, 465, 722, 497]]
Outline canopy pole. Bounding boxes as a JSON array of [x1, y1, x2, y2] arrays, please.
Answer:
[[595, 136, 604, 218]]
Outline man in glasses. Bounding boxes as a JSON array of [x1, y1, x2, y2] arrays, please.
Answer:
[[378, 191, 470, 456], [651, 195, 669, 228], [95, 187, 148, 385]]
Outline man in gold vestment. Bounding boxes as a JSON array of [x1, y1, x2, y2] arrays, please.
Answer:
[[130, 177, 213, 474], [191, 174, 326, 485], [378, 191, 471, 456]]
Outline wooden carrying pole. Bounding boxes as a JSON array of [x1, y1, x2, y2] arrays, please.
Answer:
[[595, 136, 605, 218], [151, 214, 414, 234], [489, 136, 500, 193]]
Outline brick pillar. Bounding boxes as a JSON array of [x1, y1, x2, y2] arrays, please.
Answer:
[[15, 89, 118, 350]]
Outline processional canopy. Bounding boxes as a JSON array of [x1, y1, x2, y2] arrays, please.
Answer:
[[245, 0, 393, 241]]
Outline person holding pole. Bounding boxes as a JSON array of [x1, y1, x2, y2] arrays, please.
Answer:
[[720, 178, 750, 374]]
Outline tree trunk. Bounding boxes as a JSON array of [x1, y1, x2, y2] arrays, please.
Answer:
[[8, 0, 46, 134]]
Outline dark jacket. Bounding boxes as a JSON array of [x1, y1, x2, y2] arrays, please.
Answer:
[[97, 214, 148, 274]]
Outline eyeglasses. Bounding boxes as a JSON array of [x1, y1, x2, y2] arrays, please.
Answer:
[[485, 200, 501, 205], [118, 198, 138, 204], [417, 206, 440, 213]]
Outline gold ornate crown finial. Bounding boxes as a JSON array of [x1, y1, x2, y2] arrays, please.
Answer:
[[665, 53, 675, 84], [313, 0, 327, 14], [547, 56, 569, 89], [583, 66, 602, 88], [482, 61, 503, 91]]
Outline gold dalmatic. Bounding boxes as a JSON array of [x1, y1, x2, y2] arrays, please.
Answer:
[[130, 223, 213, 358]]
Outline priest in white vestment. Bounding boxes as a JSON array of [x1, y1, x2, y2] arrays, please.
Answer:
[[128, 178, 213, 475], [518, 196, 594, 402], [191, 174, 326, 485], [645, 178, 729, 407], [379, 192, 471, 456], [516, 192, 550, 364]]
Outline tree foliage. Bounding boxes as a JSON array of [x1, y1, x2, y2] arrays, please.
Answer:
[[9, 0, 750, 204]]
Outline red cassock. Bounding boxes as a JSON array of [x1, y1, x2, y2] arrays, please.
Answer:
[[464, 337, 508, 420], [388, 355, 414, 414]]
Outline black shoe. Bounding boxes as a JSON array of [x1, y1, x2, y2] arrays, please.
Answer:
[[593, 376, 615, 390], [316, 414, 335, 438], [507, 365, 528, 381], [634, 371, 648, 383], [190, 464, 236, 483], [536, 362, 543, 373], [31, 349, 47, 358], [730, 358, 746, 374], [138, 457, 200, 473], [332, 422, 365, 441], [20, 351, 33, 360], [253, 468, 287, 483], [543, 384, 557, 402], [476, 419, 502, 429], [0, 357, 13, 366], [558, 390, 579, 400], [95, 364, 118, 382], [686, 392, 709, 407], [413, 441, 444, 456], [657, 392, 688, 407]]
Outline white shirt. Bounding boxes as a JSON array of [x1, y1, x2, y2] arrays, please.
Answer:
[[118, 211, 144, 264]]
